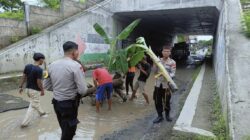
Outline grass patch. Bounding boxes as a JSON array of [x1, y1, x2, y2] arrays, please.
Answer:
[[211, 92, 227, 139], [31, 26, 42, 35], [10, 36, 23, 44], [241, 0, 250, 5], [243, 135, 250, 140], [42, 0, 60, 10], [242, 11, 250, 38], [241, 0, 250, 38], [0, 11, 24, 21]]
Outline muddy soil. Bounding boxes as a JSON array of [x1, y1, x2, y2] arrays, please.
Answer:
[[101, 64, 199, 140]]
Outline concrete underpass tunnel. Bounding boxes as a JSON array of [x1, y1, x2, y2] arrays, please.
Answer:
[[114, 6, 219, 62]]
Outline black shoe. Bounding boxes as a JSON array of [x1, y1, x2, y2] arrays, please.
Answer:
[[153, 116, 164, 123], [166, 116, 172, 122]]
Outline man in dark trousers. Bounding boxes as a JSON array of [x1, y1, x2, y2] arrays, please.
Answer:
[[153, 45, 176, 123], [19, 53, 46, 127], [43, 41, 87, 140]]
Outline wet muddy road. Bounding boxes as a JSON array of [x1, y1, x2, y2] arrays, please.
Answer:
[[0, 64, 198, 140]]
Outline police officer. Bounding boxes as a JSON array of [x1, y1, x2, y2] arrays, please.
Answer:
[[153, 45, 176, 123], [44, 41, 87, 140]]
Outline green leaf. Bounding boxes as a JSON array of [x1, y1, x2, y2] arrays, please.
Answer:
[[117, 19, 141, 40], [129, 51, 145, 66], [93, 23, 111, 44]]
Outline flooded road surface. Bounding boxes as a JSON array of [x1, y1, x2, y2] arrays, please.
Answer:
[[0, 75, 155, 140], [0, 64, 199, 140]]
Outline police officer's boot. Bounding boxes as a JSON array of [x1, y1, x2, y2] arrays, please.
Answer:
[[165, 111, 172, 122], [153, 115, 164, 124]]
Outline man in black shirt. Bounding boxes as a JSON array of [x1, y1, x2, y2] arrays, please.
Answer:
[[129, 56, 151, 104], [19, 53, 46, 127]]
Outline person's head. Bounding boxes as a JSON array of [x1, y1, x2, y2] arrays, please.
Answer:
[[33, 53, 45, 65], [63, 41, 79, 60], [162, 44, 172, 59]]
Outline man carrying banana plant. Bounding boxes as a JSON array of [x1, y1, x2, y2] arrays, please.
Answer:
[[153, 45, 176, 123]]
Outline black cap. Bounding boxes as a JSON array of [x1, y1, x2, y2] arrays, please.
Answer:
[[33, 53, 45, 61], [63, 41, 78, 52]]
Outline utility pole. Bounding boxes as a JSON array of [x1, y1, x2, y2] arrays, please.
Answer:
[[22, 0, 30, 35]]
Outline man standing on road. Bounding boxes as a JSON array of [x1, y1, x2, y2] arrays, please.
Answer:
[[129, 56, 151, 104], [19, 53, 46, 127], [43, 41, 87, 140], [153, 45, 176, 123], [92, 67, 113, 113]]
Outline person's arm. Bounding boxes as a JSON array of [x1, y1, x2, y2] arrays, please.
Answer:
[[139, 66, 148, 76], [93, 79, 98, 87], [37, 79, 44, 96], [74, 66, 87, 95], [92, 70, 98, 87], [19, 66, 28, 94], [19, 74, 27, 94], [170, 61, 176, 78], [36, 69, 44, 96]]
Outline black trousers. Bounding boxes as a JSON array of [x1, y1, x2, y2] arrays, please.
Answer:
[[153, 85, 171, 117], [125, 72, 135, 94], [52, 99, 80, 140]]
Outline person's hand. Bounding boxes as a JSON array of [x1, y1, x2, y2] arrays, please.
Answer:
[[40, 91, 45, 96], [19, 88, 23, 95]]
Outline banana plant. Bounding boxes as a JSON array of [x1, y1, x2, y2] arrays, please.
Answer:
[[93, 19, 141, 74], [126, 37, 178, 91]]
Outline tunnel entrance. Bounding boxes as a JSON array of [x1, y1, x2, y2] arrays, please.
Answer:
[[113, 6, 219, 61]]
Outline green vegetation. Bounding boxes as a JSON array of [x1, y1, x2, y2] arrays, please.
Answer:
[[240, 0, 250, 38], [0, 0, 23, 11], [211, 88, 228, 140], [243, 135, 250, 140], [31, 26, 42, 35], [0, 10, 24, 20], [79, 0, 86, 3], [177, 35, 186, 42], [241, 0, 250, 5], [10, 36, 22, 44], [198, 39, 213, 47], [42, 0, 60, 10], [93, 19, 141, 74], [242, 11, 250, 38]]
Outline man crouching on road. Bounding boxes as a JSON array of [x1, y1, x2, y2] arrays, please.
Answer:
[[43, 41, 87, 140], [153, 45, 176, 124], [92, 67, 113, 113]]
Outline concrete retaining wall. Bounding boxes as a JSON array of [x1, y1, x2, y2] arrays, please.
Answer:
[[0, 0, 104, 48], [0, 0, 113, 74], [0, 19, 27, 49]]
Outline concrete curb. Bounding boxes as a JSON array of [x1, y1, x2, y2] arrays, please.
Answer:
[[173, 64, 216, 138]]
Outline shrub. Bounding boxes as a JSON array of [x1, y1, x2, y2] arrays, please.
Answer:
[[0, 10, 24, 20], [42, 0, 60, 10]]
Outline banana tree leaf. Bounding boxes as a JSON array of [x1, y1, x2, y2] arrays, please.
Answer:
[[119, 51, 129, 73], [117, 19, 141, 40], [129, 51, 145, 66], [93, 23, 111, 44]]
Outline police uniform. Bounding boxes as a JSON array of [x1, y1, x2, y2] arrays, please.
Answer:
[[153, 57, 176, 123], [44, 57, 87, 140]]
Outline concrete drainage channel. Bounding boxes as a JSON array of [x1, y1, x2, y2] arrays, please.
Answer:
[[173, 64, 215, 138]]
